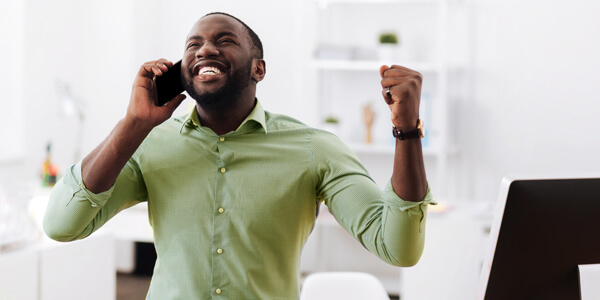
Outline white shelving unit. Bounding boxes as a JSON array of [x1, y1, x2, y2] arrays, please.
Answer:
[[299, 0, 467, 200], [293, 0, 471, 296]]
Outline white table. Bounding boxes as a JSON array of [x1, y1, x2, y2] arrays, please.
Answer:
[[0, 231, 115, 300]]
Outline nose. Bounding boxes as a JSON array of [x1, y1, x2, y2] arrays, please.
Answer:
[[196, 40, 219, 58]]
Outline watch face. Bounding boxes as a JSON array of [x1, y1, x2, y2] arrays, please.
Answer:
[[418, 119, 425, 138]]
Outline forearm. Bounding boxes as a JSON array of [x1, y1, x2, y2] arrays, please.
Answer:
[[82, 117, 152, 193], [83, 58, 186, 193], [391, 138, 428, 202]]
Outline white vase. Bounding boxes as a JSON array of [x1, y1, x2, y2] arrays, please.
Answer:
[[378, 44, 399, 62], [323, 123, 340, 137]]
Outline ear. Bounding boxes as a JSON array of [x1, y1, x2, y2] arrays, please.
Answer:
[[251, 59, 266, 83]]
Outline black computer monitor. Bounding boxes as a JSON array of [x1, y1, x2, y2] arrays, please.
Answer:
[[478, 176, 600, 300]]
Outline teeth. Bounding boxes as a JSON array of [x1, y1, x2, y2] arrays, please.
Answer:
[[199, 66, 222, 75]]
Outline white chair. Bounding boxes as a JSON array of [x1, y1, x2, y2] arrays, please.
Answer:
[[300, 272, 390, 300]]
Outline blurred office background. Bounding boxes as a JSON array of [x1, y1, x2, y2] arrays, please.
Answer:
[[2, 0, 600, 299]]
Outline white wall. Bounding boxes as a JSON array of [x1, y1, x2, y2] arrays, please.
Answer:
[[0, 1, 25, 185], [7, 0, 303, 183], [460, 0, 600, 202], [20, 0, 135, 179], [4, 0, 600, 202]]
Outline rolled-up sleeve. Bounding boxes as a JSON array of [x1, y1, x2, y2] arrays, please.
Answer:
[[379, 182, 435, 266], [313, 131, 436, 267], [43, 158, 146, 242]]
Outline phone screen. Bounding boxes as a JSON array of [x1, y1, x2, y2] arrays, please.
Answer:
[[154, 60, 184, 106]]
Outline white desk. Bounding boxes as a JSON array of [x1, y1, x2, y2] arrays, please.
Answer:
[[0, 194, 116, 300], [0, 231, 115, 300], [400, 207, 492, 300]]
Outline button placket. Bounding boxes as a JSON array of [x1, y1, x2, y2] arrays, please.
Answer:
[[213, 138, 230, 296]]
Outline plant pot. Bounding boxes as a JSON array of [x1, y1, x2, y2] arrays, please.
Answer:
[[323, 123, 340, 137], [378, 44, 399, 61]]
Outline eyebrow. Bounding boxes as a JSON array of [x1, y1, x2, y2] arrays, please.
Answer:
[[186, 31, 239, 42]]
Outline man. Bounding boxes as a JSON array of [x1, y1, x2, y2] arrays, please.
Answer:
[[44, 12, 435, 299]]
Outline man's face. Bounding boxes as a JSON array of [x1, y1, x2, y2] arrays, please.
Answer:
[[181, 14, 256, 108]]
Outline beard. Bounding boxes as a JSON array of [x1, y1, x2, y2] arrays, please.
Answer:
[[182, 59, 254, 111]]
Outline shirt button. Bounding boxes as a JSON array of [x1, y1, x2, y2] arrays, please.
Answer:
[[217, 248, 223, 254], [219, 137, 225, 142], [220, 167, 226, 173], [216, 288, 222, 294], [218, 207, 225, 214]]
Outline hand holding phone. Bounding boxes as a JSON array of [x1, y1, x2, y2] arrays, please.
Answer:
[[154, 60, 184, 106]]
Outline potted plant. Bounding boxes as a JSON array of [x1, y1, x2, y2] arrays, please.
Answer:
[[323, 115, 340, 136], [378, 31, 400, 61]]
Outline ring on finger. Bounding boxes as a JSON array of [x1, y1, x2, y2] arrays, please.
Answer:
[[385, 86, 392, 98]]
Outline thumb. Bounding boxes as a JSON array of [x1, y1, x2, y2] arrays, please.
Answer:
[[379, 65, 390, 78], [162, 94, 187, 111]]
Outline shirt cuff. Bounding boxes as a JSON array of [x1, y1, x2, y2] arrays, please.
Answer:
[[65, 162, 115, 208], [383, 180, 437, 211]]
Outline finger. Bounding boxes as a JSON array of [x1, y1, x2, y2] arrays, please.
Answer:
[[389, 64, 417, 71], [382, 82, 418, 102], [140, 64, 163, 78], [381, 75, 422, 90], [382, 69, 422, 81], [139, 59, 172, 77], [156, 58, 173, 68], [379, 65, 390, 78], [382, 87, 394, 105], [162, 94, 187, 111], [382, 66, 422, 81]]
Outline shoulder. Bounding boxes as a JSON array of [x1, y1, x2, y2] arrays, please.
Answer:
[[264, 111, 311, 131], [132, 114, 189, 157], [264, 111, 343, 144]]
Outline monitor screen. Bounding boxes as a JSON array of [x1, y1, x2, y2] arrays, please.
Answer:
[[479, 176, 600, 300]]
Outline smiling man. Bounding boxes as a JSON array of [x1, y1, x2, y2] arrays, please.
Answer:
[[44, 12, 435, 299]]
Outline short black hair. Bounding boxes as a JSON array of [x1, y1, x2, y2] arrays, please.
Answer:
[[203, 12, 264, 59]]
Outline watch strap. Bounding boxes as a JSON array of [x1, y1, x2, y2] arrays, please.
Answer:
[[392, 127, 421, 140], [392, 119, 424, 140]]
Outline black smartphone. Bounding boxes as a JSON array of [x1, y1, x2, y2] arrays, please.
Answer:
[[154, 60, 184, 106]]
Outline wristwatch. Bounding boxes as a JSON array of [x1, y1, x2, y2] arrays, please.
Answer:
[[392, 119, 424, 140]]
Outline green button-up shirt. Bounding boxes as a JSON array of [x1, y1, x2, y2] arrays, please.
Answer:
[[44, 101, 435, 299]]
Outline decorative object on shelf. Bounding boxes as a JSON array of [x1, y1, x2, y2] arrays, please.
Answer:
[[362, 102, 376, 144], [41, 142, 58, 187], [378, 31, 399, 61], [322, 115, 341, 136]]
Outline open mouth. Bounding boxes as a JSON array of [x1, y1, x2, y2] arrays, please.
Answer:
[[193, 61, 228, 81], [198, 66, 222, 76]]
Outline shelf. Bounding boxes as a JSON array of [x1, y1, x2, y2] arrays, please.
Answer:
[[310, 59, 441, 73], [0, 152, 24, 165]]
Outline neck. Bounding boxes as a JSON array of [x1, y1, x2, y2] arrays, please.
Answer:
[[195, 93, 256, 136]]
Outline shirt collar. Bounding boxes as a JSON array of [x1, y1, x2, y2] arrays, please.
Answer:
[[180, 99, 268, 134]]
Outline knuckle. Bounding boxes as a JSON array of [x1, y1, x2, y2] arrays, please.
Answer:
[[415, 72, 423, 82]]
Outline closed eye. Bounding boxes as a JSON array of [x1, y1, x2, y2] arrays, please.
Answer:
[[187, 43, 200, 49], [218, 38, 236, 45]]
